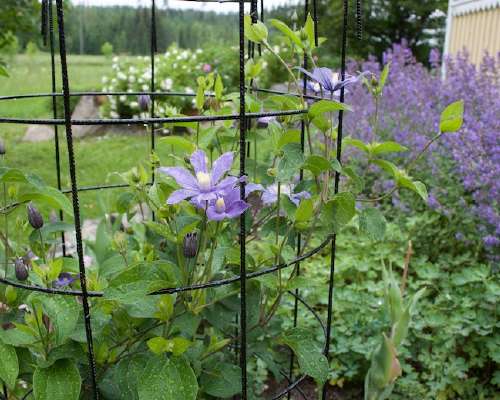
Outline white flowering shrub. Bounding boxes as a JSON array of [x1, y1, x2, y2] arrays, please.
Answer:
[[101, 44, 286, 118]]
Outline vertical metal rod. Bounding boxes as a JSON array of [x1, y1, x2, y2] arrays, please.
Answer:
[[313, 0, 319, 46], [322, 0, 348, 398], [48, 0, 66, 256], [55, 1, 98, 398], [356, 0, 363, 40], [238, 0, 248, 398], [150, 0, 157, 221], [287, 2, 309, 397]]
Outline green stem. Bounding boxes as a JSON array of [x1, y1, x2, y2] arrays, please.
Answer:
[[38, 229, 47, 266]]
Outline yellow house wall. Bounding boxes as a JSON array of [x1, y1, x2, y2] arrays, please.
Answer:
[[449, 7, 500, 64]]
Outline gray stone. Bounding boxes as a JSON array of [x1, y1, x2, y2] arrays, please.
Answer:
[[23, 125, 54, 142], [71, 95, 102, 138]]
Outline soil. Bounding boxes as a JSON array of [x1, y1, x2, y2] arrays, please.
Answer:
[[262, 378, 363, 400]]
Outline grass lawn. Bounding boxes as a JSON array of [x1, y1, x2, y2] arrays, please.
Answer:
[[0, 53, 156, 219]]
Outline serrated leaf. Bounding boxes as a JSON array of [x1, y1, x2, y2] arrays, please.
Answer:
[[295, 198, 313, 223], [439, 100, 464, 133], [28, 294, 80, 346], [321, 192, 356, 233], [281, 328, 329, 385], [359, 207, 386, 241], [0, 341, 18, 389], [138, 356, 198, 400], [33, 359, 81, 400], [302, 155, 331, 176], [277, 143, 305, 181], [200, 363, 241, 398]]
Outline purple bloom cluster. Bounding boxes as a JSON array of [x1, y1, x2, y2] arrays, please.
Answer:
[[343, 41, 500, 256], [159, 150, 249, 221]]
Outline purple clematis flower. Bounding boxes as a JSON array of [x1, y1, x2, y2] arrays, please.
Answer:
[[299, 67, 367, 96], [206, 188, 250, 221], [54, 272, 75, 288], [257, 115, 277, 129], [159, 150, 239, 205], [262, 183, 310, 206]]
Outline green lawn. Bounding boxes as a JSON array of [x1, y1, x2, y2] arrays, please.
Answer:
[[0, 53, 154, 218]]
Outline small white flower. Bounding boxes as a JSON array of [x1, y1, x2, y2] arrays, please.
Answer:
[[117, 72, 127, 81], [101, 76, 109, 84], [120, 95, 126, 102], [161, 78, 173, 90]]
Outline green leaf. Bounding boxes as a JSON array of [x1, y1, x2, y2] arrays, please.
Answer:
[[0, 324, 38, 346], [201, 363, 241, 398], [0, 341, 18, 389], [304, 13, 316, 49], [19, 186, 73, 217], [359, 207, 386, 241], [344, 138, 370, 153], [160, 136, 196, 154], [147, 337, 192, 356], [277, 143, 305, 181], [277, 129, 300, 149], [308, 99, 351, 119], [397, 176, 428, 202], [270, 19, 302, 48], [214, 74, 223, 101], [28, 294, 80, 346], [138, 356, 198, 400], [33, 359, 81, 400], [302, 155, 331, 176], [295, 198, 313, 223], [378, 62, 391, 94], [244, 15, 268, 44], [439, 100, 464, 133], [371, 141, 408, 155], [322, 192, 356, 233], [372, 159, 399, 178], [281, 328, 329, 385]]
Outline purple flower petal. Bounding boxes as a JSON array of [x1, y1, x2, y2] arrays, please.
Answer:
[[158, 167, 198, 190], [245, 183, 264, 197], [225, 200, 249, 218], [167, 189, 197, 205], [211, 152, 234, 184], [215, 176, 239, 193], [190, 150, 208, 174], [206, 207, 227, 221]]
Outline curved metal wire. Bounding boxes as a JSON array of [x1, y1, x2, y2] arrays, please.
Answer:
[[0, 109, 306, 126], [0, 234, 332, 298]]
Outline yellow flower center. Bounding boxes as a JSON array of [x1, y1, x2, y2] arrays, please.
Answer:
[[215, 197, 226, 213], [196, 172, 211, 191]]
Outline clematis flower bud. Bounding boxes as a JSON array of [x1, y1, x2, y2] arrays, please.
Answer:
[[138, 94, 151, 111], [27, 202, 44, 229], [183, 232, 198, 259], [15, 258, 29, 281]]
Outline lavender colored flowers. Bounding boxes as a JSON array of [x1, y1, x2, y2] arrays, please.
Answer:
[[261, 182, 310, 206], [53, 272, 75, 287]]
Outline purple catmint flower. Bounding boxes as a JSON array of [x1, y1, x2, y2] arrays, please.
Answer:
[[483, 235, 500, 248], [206, 188, 249, 221], [54, 272, 75, 287], [138, 94, 151, 111], [159, 150, 238, 205], [261, 182, 310, 206]]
